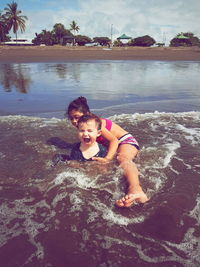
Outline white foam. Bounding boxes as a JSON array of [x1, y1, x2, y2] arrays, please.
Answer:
[[139, 142, 181, 193], [54, 170, 98, 189], [69, 191, 83, 212], [54, 168, 119, 192], [1, 111, 200, 124], [163, 227, 200, 266], [131, 111, 200, 120], [176, 124, 200, 145], [0, 197, 54, 261], [162, 142, 181, 168], [174, 156, 192, 170], [104, 232, 197, 266], [0, 152, 5, 159], [144, 142, 180, 169], [54, 172, 69, 185], [52, 192, 68, 208], [189, 196, 200, 224], [39, 117, 62, 127], [90, 201, 145, 226], [81, 229, 90, 241], [87, 211, 99, 223], [71, 224, 77, 232]]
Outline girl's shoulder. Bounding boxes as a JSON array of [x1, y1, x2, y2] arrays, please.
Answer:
[[100, 118, 112, 131]]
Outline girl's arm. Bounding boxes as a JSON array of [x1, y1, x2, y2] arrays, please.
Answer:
[[92, 127, 118, 163]]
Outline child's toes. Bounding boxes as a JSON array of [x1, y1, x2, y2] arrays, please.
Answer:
[[115, 199, 125, 207]]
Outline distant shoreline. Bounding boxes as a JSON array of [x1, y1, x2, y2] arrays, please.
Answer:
[[1, 45, 200, 63]]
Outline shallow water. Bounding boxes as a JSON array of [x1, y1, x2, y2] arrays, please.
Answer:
[[0, 61, 200, 267], [0, 60, 200, 117], [0, 112, 200, 267]]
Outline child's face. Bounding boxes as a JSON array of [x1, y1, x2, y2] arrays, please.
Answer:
[[78, 119, 101, 146], [69, 109, 84, 127]]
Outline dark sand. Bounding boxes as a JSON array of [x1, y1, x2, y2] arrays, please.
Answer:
[[1, 45, 200, 63]]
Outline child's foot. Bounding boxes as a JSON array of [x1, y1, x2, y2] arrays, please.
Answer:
[[116, 191, 149, 208]]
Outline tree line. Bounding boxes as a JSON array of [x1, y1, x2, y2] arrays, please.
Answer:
[[1, 1, 200, 47]]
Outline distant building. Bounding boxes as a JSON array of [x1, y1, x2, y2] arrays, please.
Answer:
[[85, 42, 100, 47], [117, 34, 132, 44], [2, 39, 33, 46]]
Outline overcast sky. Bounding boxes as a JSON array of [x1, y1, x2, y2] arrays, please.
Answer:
[[1, 0, 199, 44]]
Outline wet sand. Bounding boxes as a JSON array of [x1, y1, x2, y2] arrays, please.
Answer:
[[1, 45, 200, 63]]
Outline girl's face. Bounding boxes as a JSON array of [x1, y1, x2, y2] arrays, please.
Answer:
[[69, 109, 84, 127]]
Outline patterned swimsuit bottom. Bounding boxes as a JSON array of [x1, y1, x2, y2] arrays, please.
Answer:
[[118, 133, 140, 150]]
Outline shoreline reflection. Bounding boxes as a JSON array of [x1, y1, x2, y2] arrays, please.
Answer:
[[0, 64, 32, 93]]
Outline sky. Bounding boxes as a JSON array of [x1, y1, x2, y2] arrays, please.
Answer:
[[1, 0, 200, 45]]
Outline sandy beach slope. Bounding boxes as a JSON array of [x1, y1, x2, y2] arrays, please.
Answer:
[[0, 46, 200, 63]]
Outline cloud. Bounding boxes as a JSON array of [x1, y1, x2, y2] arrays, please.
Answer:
[[8, 0, 200, 45]]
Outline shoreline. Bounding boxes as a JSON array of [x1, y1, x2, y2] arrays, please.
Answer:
[[1, 46, 200, 63]]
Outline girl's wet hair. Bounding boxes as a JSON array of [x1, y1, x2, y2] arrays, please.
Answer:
[[78, 113, 102, 130], [67, 96, 90, 117]]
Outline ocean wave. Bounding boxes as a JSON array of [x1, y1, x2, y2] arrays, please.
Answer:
[[0, 111, 200, 266]]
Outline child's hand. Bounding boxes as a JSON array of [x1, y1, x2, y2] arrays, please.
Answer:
[[92, 157, 110, 164]]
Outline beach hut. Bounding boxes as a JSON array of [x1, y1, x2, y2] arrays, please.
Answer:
[[117, 34, 132, 44], [62, 35, 74, 45], [3, 38, 33, 46]]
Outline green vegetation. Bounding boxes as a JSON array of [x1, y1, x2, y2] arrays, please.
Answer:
[[53, 23, 73, 45], [170, 32, 200, 47], [129, 35, 156, 47], [69, 20, 80, 45], [0, 11, 10, 42], [32, 23, 74, 46], [33, 30, 54, 46], [113, 39, 123, 47], [0, 1, 27, 42], [70, 20, 80, 36], [75, 35, 92, 46], [4, 1, 27, 42], [93, 37, 110, 46]]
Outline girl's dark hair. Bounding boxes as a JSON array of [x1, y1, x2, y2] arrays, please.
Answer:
[[67, 96, 90, 117], [77, 113, 102, 130]]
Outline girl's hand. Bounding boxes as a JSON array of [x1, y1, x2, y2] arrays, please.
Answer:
[[92, 157, 110, 164]]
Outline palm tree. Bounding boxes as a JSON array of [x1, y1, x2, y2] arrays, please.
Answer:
[[70, 20, 80, 35], [4, 1, 28, 43], [70, 20, 80, 45]]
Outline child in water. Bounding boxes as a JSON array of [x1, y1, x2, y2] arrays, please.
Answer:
[[70, 113, 107, 161], [67, 96, 148, 207]]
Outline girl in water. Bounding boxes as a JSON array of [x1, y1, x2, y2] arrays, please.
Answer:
[[67, 96, 148, 207]]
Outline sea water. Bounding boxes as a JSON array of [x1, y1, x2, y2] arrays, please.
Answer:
[[0, 61, 200, 267], [0, 60, 200, 117]]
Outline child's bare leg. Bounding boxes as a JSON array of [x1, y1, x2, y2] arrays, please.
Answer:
[[115, 145, 148, 207]]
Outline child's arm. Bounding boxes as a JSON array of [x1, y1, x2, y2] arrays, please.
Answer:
[[92, 128, 118, 163]]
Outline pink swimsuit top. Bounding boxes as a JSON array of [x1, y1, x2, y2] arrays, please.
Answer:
[[96, 118, 112, 146], [96, 118, 140, 150]]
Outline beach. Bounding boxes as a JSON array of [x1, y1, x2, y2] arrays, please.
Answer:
[[1, 45, 200, 63], [1, 48, 200, 266]]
